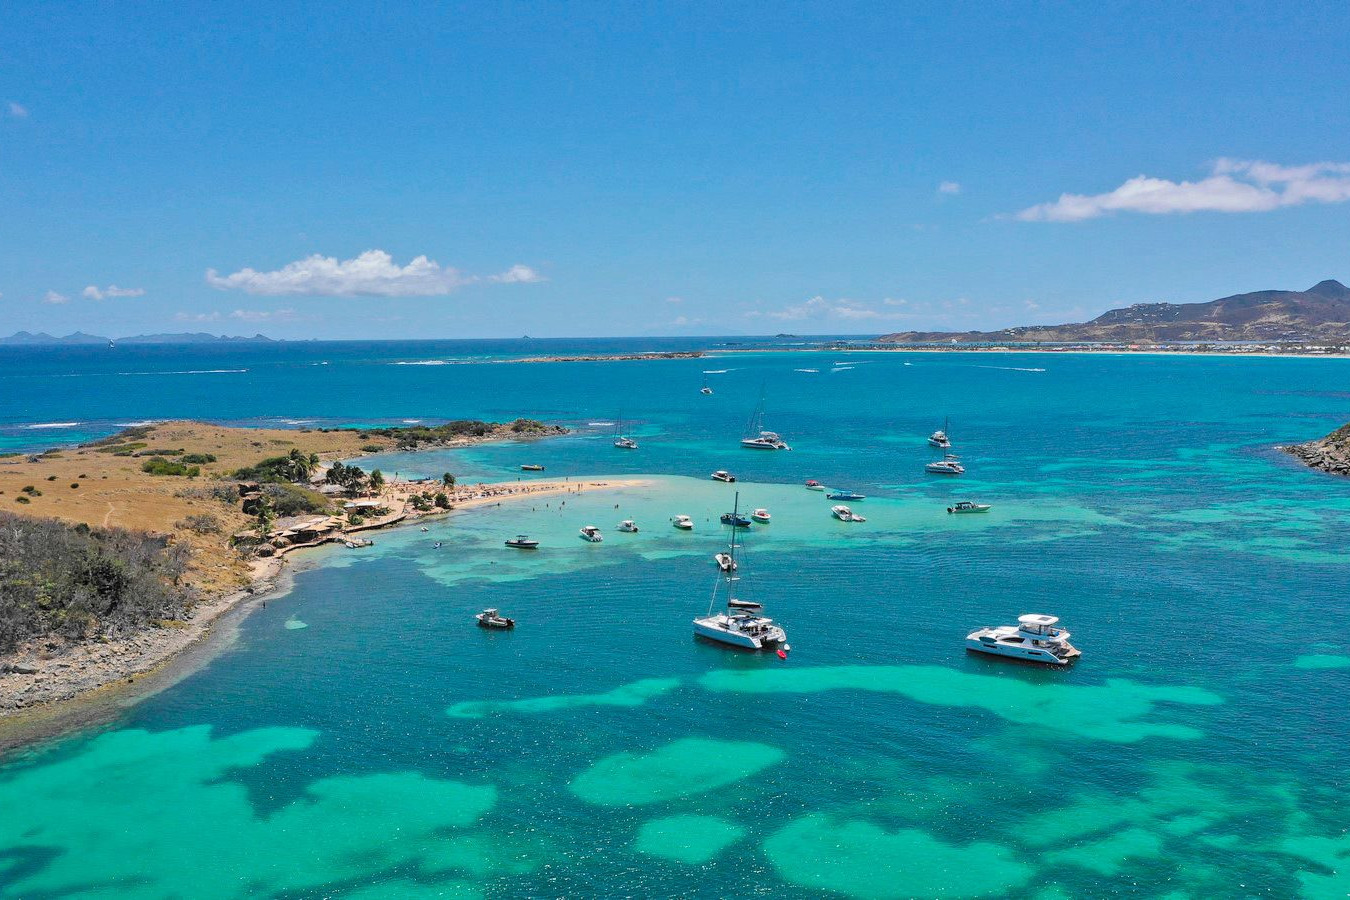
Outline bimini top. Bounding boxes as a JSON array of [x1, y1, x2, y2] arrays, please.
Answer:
[[1018, 614, 1059, 627]]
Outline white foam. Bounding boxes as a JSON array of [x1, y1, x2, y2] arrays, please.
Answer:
[[701, 369, 729, 374], [115, 369, 247, 376], [976, 365, 1047, 373], [25, 421, 80, 429], [794, 368, 819, 373], [393, 360, 449, 366], [112, 420, 163, 427]]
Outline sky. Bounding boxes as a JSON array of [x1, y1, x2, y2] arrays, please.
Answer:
[[2, 1, 1348, 339]]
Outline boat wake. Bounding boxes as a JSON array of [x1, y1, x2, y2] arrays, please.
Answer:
[[24, 421, 81, 429], [794, 368, 819, 373], [977, 365, 1047, 373]]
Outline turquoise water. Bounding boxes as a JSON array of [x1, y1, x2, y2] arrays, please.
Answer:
[[3, 344, 1350, 896]]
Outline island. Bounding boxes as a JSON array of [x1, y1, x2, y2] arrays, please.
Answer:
[[0, 418, 638, 718], [1281, 423, 1350, 476]]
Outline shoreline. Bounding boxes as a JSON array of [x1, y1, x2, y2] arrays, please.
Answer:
[[0, 473, 647, 753]]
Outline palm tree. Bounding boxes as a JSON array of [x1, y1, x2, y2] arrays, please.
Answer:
[[370, 469, 385, 493], [442, 472, 455, 488]]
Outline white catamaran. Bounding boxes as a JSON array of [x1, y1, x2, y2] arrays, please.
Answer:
[[693, 492, 790, 653], [613, 412, 638, 450], [741, 387, 791, 450]]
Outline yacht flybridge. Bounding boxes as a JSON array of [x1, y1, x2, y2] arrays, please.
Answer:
[[966, 614, 1080, 665], [741, 387, 791, 450], [694, 492, 789, 654]]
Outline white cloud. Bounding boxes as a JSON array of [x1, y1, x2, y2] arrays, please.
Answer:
[[665, 296, 684, 304], [230, 308, 297, 322], [1016, 159, 1350, 222], [42, 290, 68, 305], [174, 311, 221, 323], [752, 296, 913, 323], [205, 249, 540, 297], [7, 101, 27, 118], [82, 284, 146, 300], [937, 181, 961, 195]]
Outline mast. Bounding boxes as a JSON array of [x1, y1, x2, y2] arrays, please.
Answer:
[[707, 491, 741, 615]]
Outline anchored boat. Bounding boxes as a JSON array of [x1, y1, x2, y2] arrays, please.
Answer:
[[693, 492, 789, 653], [966, 614, 1080, 665], [476, 608, 516, 629]]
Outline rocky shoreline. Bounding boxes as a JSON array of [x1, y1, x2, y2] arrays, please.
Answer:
[[1279, 424, 1350, 476]]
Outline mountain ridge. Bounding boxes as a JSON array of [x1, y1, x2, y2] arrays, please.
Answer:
[[879, 280, 1350, 343]]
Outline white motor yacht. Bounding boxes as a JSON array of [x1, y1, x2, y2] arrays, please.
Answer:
[[831, 505, 866, 522], [476, 608, 516, 629], [672, 514, 694, 530], [617, 519, 639, 533], [751, 508, 771, 523], [711, 470, 737, 483], [926, 454, 965, 475], [694, 492, 789, 654], [947, 501, 991, 514], [714, 552, 737, 572], [966, 614, 1080, 665], [579, 525, 604, 542]]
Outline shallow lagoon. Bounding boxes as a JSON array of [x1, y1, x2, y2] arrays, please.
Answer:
[[3, 348, 1350, 896]]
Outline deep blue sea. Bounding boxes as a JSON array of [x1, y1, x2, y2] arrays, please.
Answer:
[[2, 339, 1350, 898]]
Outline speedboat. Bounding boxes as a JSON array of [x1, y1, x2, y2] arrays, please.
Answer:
[[714, 552, 737, 572], [804, 479, 825, 491], [966, 614, 1080, 665], [721, 512, 752, 528], [476, 608, 516, 629], [926, 454, 965, 475], [947, 501, 991, 514], [929, 418, 952, 449], [579, 525, 604, 542], [711, 470, 737, 483], [751, 508, 771, 523], [827, 489, 866, 501], [617, 519, 639, 533], [831, 505, 866, 523], [672, 514, 694, 530], [694, 492, 789, 654], [504, 535, 540, 549], [520, 464, 545, 471]]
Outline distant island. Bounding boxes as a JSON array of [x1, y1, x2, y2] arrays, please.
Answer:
[[878, 279, 1350, 344], [0, 331, 276, 346]]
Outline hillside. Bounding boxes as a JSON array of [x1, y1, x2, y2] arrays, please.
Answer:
[[880, 279, 1350, 343]]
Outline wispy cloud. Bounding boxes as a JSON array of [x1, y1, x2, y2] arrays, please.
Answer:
[[82, 284, 146, 300], [7, 101, 27, 118], [174, 311, 221, 323], [1016, 159, 1350, 222], [750, 296, 915, 323], [42, 290, 68, 305], [230, 308, 297, 322], [937, 181, 961, 195], [206, 249, 542, 297]]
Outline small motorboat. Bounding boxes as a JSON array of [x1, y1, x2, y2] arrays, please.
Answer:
[[420, 526, 429, 532], [728, 598, 763, 610], [715, 552, 737, 572], [926, 454, 965, 475], [711, 470, 737, 483], [832, 505, 867, 523], [520, 464, 545, 471], [505, 535, 540, 549], [617, 519, 639, 533], [827, 489, 866, 501], [579, 525, 604, 542], [342, 538, 373, 549], [751, 508, 771, 523], [804, 479, 825, 491], [948, 501, 991, 514], [721, 512, 752, 528], [700, 386, 714, 395], [476, 608, 516, 629], [671, 514, 694, 530], [966, 614, 1080, 665]]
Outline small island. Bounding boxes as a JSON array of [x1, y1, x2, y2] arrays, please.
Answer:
[[0, 418, 637, 716], [1281, 423, 1350, 476]]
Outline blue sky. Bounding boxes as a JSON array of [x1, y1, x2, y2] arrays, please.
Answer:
[[2, 1, 1348, 339]]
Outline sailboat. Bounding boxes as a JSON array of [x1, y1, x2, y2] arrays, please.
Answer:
[[928, 417, 952, 449], [613, 412, 638, 450], [693, 492, 789, 652], [740, 387, 791, 450], [700, 374, 713, 395]]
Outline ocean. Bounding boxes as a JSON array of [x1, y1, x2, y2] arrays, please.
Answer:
[[2, 340, 1350, 897]]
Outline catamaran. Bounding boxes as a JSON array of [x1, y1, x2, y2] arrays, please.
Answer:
[[693, 492, 789, 653], [700, 374, 713, 395], [613, 412, 638, 450], [929, 417, 952, 449], [741, 387, 791, 450], [966, 614, 1080, 665], [926, 454, 965, 475]]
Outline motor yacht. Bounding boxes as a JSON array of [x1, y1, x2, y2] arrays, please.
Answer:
[[694, 492, 789, 653], [751, 508, 771, 523], [579, 525, 604, 542], [520, 464, 545, 471], [617, 519, 639, 533], [476, 608, 516, 629], [966, 614, 1080, 665], [831, 505, 866, 522], [504, 535, 540, 549], [826, 489, 866, 501], [711, 470, 737, 482], [926, 454, 965, 475], [672, 514, 694, 530], [721, 511, 752, 528], [947, 501, 991, 514], [804, 479, 825, 491]]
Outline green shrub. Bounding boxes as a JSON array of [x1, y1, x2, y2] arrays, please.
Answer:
[[15, 496, 30, 504], [46, 475, 57, 481], [70, 483, 80, 489], [175, 513, 222, 534], [141, 458, 200, 477], [181, 453, 217, 464], [260, 482, 329, 516]]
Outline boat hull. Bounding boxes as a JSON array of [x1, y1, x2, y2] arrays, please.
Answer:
[[693, 618, 785, 650], [965, 637, 1079, 665]]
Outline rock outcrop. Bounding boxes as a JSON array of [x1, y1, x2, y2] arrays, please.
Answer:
[[1281, 423, 1350, 476]]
